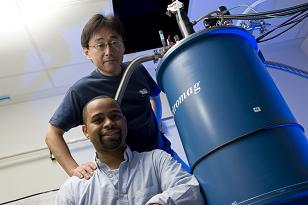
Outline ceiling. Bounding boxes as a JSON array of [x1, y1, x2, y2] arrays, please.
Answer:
[[0, 0, 307, 106]]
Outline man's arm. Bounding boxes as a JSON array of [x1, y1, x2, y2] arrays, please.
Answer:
[[45, 124, 96, 179], [146, 150, 204, 205], [150, 94, 162, 127]]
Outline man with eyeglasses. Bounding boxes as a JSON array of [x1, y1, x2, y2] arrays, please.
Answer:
[[45, 14, 189, 180]]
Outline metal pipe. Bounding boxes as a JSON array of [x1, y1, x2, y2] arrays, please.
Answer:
[[115, 51, 163, 104]]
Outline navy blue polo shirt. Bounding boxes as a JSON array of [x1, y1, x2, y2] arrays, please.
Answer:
[[49, 63, 171, 152]]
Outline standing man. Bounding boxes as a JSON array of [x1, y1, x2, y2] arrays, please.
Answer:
[[55, 96, 204, 205], [45, 14, 188, 180]]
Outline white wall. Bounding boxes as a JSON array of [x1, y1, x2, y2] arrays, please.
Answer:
[[0, 39, 308, 204], [0, 95, 93, 203], [261, 39, 308, 132]]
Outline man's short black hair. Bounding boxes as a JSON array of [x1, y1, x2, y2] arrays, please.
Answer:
[[81, 14, 125, 48], [82, 95, 121, 124]]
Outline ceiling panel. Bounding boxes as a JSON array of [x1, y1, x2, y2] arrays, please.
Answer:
[[272, 0, 307, 10], [0, 0, 307, 105], [0, 1, 44, 77], [47, 62, 94, 87], [0, 71, 53, 96], [22, 0, 113, 69]]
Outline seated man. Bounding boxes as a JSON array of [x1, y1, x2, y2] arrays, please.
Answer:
[[55, 96, 204, 205]]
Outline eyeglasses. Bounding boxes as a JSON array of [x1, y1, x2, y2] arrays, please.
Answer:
[[88, 40, 123, 51]]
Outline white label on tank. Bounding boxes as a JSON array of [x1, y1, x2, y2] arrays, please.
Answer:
[[253, 106, 261, 112]]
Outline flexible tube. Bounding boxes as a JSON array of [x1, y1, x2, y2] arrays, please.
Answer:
[[265, 61, 308, 79]]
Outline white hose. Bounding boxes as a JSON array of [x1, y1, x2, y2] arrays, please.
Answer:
[[236, 0, 271, 26], [176, 0, 190, 37], [176, 0, 183, 22]]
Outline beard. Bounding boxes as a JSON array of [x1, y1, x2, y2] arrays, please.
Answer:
[[99, 130, 124, 151]]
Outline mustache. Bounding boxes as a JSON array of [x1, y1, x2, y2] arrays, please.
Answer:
[[101, 128, 121, 136]]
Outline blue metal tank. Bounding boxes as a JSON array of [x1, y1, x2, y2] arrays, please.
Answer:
[[156, 26, 308, 204]]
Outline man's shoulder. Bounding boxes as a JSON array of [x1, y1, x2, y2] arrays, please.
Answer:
[[132, 149, 169, 161], [57, 174, 98, 204], [59, 173, 99, 195], [62, 176, 91, 189], [68, 70, 112, 95], [71, 70, 97, 88]]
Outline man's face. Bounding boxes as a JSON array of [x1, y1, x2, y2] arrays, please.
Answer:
[[83, 27, 125, 76], [82, 98, 127, 152]]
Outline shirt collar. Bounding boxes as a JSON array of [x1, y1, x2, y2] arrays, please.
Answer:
[[94, 146, 132, 171], [94, 63, 125, 78]]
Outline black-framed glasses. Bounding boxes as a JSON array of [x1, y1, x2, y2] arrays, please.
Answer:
[[88, 40, 123, 51]]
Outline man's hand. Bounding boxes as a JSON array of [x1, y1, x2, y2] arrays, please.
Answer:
[[70, 162, 97, 180]]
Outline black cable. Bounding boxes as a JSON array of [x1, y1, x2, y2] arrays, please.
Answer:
[[220, 2, 308, 20], [257, 18, 306, 43], [202, 11, 225, 28], [219, 10, 306, 20], [286, 13, 308, 25], [202, 3, 308, 21], [0, 189, 59, 205], [257, 11, 306, 40], [257, 11, 308, 42], [192, 10, 224, 25]]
